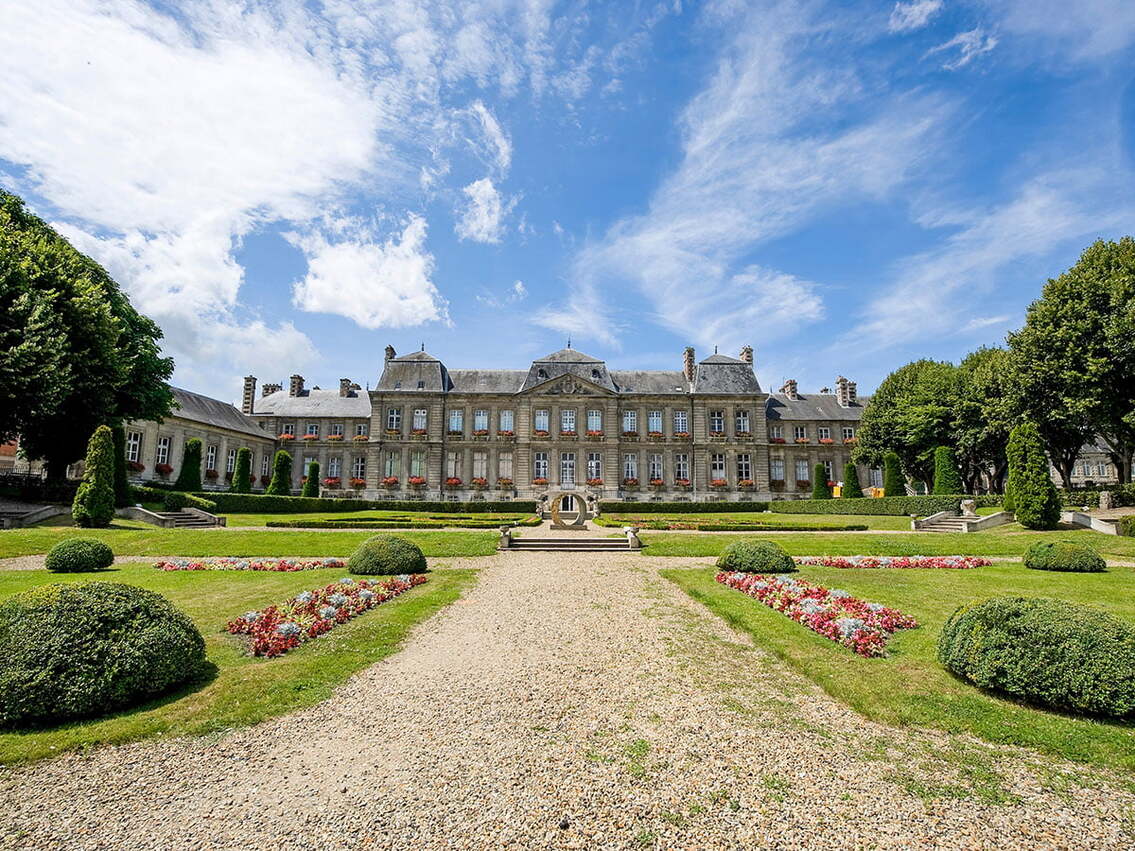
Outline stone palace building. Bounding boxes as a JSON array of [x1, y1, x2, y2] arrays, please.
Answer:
[[118, 345, 881, 502]]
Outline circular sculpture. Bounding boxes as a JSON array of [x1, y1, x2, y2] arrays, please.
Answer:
[[548, 492, 589, 529]]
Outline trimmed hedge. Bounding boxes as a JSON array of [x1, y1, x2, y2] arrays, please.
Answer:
[[939, 597, 1135, 718], [0, 583, 207, 727], [130, 485, 217, 512], [267, 516, 540, 529], [770, 495, 969, 516], [348, 535, 428, 575], [599, 501, 770, 513], [44, 538, 114, 573], [193, 493, 538, 514], [594, 517, 866, 531], [1024, 541, 1106, 573], [715, 539, 797, 573], [1060, 485, 1135, 508]]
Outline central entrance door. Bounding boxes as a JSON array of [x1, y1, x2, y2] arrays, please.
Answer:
[[560, 494, 576, 512], [560, 452, 576, 487]]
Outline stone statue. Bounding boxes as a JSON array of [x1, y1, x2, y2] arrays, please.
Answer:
[[960, 499, 977, 518]]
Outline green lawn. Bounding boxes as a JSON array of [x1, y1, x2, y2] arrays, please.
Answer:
[[644, 524, 1135, 560], [0, 524, 498, 559], [0, 563, 478, 764], [599, 511, 911, 530], [663, 562, 1135, 773]]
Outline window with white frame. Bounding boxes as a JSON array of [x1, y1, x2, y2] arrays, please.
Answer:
[[125, 431, 141, 463], [281, 423, 295, 436], [647, 410, 663, 433], [711, 453, 726, 478], [842, 426, 855, 440], [306, 423, 319, 436], [649, 453, 663, 479], [304, 457, 316, 477], [675, 453, 689, 481], [673, 410, 689, 434], [449, 409, 463, 433], [823, 460, 833, 479], [352, 456, 366, 479], [156, 436, 170, 465], [410, 451, 425, 477], [473, 452, 488, 479], [534, 409, 549, 432], [499, 410, 514, 432], [386, 408, 401, 430], [412, 409, 427, 430], [261, 454, 270, 476], [587, 452, 602, 479], [1098, 461, 1109, 477], [735, 410, 751, 434], [499, 452, 513, 479], [818, 427, 831, 440], [446, 451, 460, 479], [206, 445, 217, 470], [355, 423, 368, 437], [770, 459, 785, 481], [560, 452, 575, 484], [793, 425, 808, 440], [384, 451, 398, 477], [795, 460, 810, 481], [587, 409, 602, 432], [561, 409, 576, 433], [328, 456, 341, 478], [533, 451, 548, 479], [709, 411, 725, 433], [737, 453, 751, 480], [622, 410, 637, 433], [770, 424, 783, 439], [623, 453, 638, 480], [330, 423, 344, 436], [870, 468, 882, 487], [226, 448, 236, 473], [474, 409, 489, 431]]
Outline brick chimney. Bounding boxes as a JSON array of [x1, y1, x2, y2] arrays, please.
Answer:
[[384, 344, 396, 362], [289, 374, 305, 397], [836, 376, 857, 407], [339, 378, 353, 397], [241, 376, 256, 415], [262, 382, 282, 397], [683, 346, 695, 383], [739, 345, 753, 364], [780, 379, 799, 400]]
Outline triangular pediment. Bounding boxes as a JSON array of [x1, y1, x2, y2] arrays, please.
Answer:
[[525, 373, 613, 396]]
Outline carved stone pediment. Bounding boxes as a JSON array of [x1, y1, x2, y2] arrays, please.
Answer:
[[536, 376, 606, 396]]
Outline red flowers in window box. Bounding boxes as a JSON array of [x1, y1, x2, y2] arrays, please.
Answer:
[[349, 478, 366, 488], [384, 428, 400, 437], [497, 477, 514, 488], [795, 479, 811, 490], [673, 431, 691, 440], [794, 437, 810, 444], [770, 437, 786, 444], [156, 463, 173, 477], [586, 430, 604, 438], [407, 476, 426, 488], [709, 430, 725, 438], [648, 430, 664, 439], [302, 433, 318, 441], [621, 477, 639, 487], [675, 477, 691, 488], [471, 477, 488, 489], [621, 430, 638, 438], [445, 477, 463, 487], [648, 477, 664, 487], [532, 477, 548, 485], [472, 428, 490, 437], [533, 429, 549, 438], [586, 477, 603, 486], [843, 437, 857, 445], [710, 478, 728, 488], [447, 429, 464, 436], [819, 437, 834, 445], [381, 476, 399, 488], [736, 430, 752, 438], [278, 433, 295, 441], [204, 469, 219, 480], [127, 460, 145, 473], [352, 434, 369, 441], [410, 428, 428, 438], [322, 477, 341, 488], [738, 479, 755, 489], [560, 430, 577, 437], [497, 429, 515, 437], [327, 434, 344, 441]]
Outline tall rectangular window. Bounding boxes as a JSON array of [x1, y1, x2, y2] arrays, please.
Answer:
[[261, 454, 270, 476], [306, 423, 319, 436], [304, 457, 316, 477], [823, 460, 833, 479], [649, 453, 663, 480], [794, 425, 808, 440], [384, 451, 398, 477], [587, 452, 602, 480], [711, 453, 726, 478], [770, 459, 785, 481], [387, 408, 401, 430], [352, 456, 366, 479], [412, 409, 427, 430], [842, 426, 855, 440], [795, 460, 810, 482], [818, 427, 831, 440], [622, 410, 637, 433], [499, 452, 513, 480], [328, 456, 341, 478], [735, 410, 751, 434], [206, 445, 217, 470], [499, 410, 514, 432], [330, 423, 344, 436], [1098, 461, 1109, 477], [673, 410, 688, 434], [473, 452, 488, 479], [709, 411, 725, 433], [226, 448, 236, 473], [560, 452, 575, 484], [533, 451, 548, 479], [674, 453, 689, 481], [534, 409, 549, 432], [647, 410, 663, 433], [770, 425, 783, 439], [355, 423, 369, 437], [561, 409, 576, 433], [870, 468, 882, 488], [156, 436, 170, 465], [737, 453, 751, 480], [410, 451, 425, 478], [281, 423, 295, 436], [587, 409, 603, 432], [474, 409, 489, 431], [446, 451, 460, 479], [449, 409, 463, 433], [623, 453, 638, 480], [125, 431, 141, 463]]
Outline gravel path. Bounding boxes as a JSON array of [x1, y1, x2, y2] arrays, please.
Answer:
[[3, 553, 1134, 849]]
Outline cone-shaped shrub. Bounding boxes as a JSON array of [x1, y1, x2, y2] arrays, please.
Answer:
[[301, 460, 320, 497], [883, 451, 905, 498], [811, 463, 832, 499], [1006, 422, 1061, 530], [111, 426, 130, 508], [72, 425, 116, 528], [932, 446, 963, 495], [174, 438, 203, 492], [841, 463, 863, 499], [231, 447, 252, 493], [265, 450, 293, 496]]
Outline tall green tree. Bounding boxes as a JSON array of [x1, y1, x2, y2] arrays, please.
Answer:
[[231, 447, 252, 494], [111, 426, 130, 508], [1006, 422, 1061, 529], [932, 446, 964, 494], [1007, 238, 1135, 487], [841, 462, 863, 498], [174, 438, 203, 492], [302, 460, 320, 497], [953, 347, 1013, 493], [882, 451, 906, 497], [0, 191, 173, 477], [265, 450, 293, 496], [71, 425, 116, 527]]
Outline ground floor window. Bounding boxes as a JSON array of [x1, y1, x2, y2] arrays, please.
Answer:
[[737, 453, 751, 480], [823, 460, 833, 479], [304, 457, 316, 477], [352, 456, 366, 479], [410, 451, 425, 478], [623, 453, 638, 480], [473, 451, 488, 479], [587, 452, 602, 479], [795, 460, 810, 482], [206, 445, 217, 470], [447, 451, 460, 479], [533, 451, 548, 479], [227, 448, 236, 473], [384, 451, 398, 478], [870, 468, 882, 488], [711, 453, 726, 478], [328, 456, 341, 478], [560, 452, 576, 484], [156, 436, 170, 465], [674, 453, 689, 481], [499, 452, 513, 480], [770, 459, 785, 481], [126, 431, 141, 463], [261, 454, 270, 476], [649, 453, 663, 480]]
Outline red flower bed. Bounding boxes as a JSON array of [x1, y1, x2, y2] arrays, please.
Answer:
[[795, 555, 992, 569], [716, 571, 917, 657], [155, 558, 346, 572], [227, 575, 427, 657]]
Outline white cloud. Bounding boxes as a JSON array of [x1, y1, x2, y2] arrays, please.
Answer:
[[926, 28, 999, 69], [476, 280, 528, 308], [289, 216, 449, 329], [455, 178, 515, 244], [467, 101, 513, 174], [889, 0, 943, 33], [981, 0, 1135, 59]]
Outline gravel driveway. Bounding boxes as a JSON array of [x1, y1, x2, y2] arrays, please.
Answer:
[[2, 553, 1132, 849]]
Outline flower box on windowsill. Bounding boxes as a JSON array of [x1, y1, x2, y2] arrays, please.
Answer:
[[381, 476, 399, 489], [770, 479, 786, 492], [794, 438, 810, 444], [621, 431, 639, 440], [471, 477, 489, 490], [278, 433, 295, 441], [709, 479, 728, 489], [349, 478, 366, 488], [384, 429, 401, 438], [497, 430, 515, 440], [818, 438, 834, 445], [674, 478, 691, 490], [672, 431, 691, 440], [205, 469, 219, 480], [155, 463, 173, 477], [647, 431, 665, 441], [736, 431, 752, 438], [302, 434, 318, 441], [447, 430, 464, 438], [648, 478, 665, 489], [621, 478, 639, 490], [352, 434, 369, 441], [445, 477, 463, 487], [327, 434, 344, 441], [770, 437, 786, 444], [843, 437, 857, 445], [559, 431, 578, 439], [532, 478, 548, 486], [585, 430, 604, 440], [586, 478, 603, 487], [322, 477, 341, 489], [533, 430, 550, 439], [127, 460, 146, 473], [709, 431, 726, 440], [497, 478, 514, 489], [410, 429, 428, 440], [259, 475, 272, 487], [407, 476, 427, 489], [795, 479, 812, 490], [738, 479, 755, 491]]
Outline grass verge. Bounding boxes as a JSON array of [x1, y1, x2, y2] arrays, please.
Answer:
[[0, 563, 478, 764]]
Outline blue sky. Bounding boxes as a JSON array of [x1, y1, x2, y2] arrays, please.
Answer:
[[2, 0, 1134, 405]]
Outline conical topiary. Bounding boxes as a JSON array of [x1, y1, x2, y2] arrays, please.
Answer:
[[842, 462, 863, 499], [231, 447, 251, 493], [883, 451, 905, 498], [301, 460, 320, 497], [811, 462, 832, 499], [111, 426, 130, 508], [72, 425, 116, 528], [1006, 422, 1061, 529], [174, 438, 203, 492], [265, 450, 293, 496], [932, 446, 964, 495]]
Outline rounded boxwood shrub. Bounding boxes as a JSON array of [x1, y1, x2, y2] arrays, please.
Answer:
[[348, 535, 427, 575], [715, 539, 796, 573], [0, 582, 207, 727], [938, 596, 1135, 718], [1024, 541, 1106, 573], [44, 538, 114, 573]]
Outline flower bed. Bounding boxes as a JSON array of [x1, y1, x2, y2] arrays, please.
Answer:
[[795, 555, 992, 570], [717, 571, 917, 656], [155, 557, 347, 572], [227, 575, 427, 656]]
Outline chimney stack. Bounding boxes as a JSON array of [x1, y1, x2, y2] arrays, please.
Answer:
[[739, 345, 753, 364], [339, 378, 353, 397], [289, 374, 305, 397], [836, 376, 857, 407], [241, 376, 256, 415], [683, 346, 696, 383], [780, 379, 799, 400], [262, 382, 282, 397], [384, 344, 396, 362]]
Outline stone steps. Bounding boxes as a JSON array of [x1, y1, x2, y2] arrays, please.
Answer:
[[505, 537, 631, 552], [155, 510, 222, 528], [918, 516, 970, 533]]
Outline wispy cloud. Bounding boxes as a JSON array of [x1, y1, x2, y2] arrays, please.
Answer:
[[980, 0, 1135, 59], [455, 178, 515, 244], [888, 0, 943, 33], [926, 28, 999, 69], [476, 280, 528, 308]]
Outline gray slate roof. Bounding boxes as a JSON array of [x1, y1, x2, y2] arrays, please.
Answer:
[[610, 370, 689, 395], [376, 350, 452, 392], [692, 355, 762, 394], [765, 393, 867, 421], [170, 387, 271, 438], [254, 388, 372, 418], [447, 369, 527, 394]]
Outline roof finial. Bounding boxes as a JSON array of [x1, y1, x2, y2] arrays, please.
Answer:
[[420, 342, 425, 352], [714, 344, 718, 354], [567, 337, 572, 349]]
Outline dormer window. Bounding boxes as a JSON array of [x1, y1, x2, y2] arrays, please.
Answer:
[[417, 380, 425, 389], [394, 381, 402, 389], [591, 369, 600, 379], [538, 369, 547, 379]]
